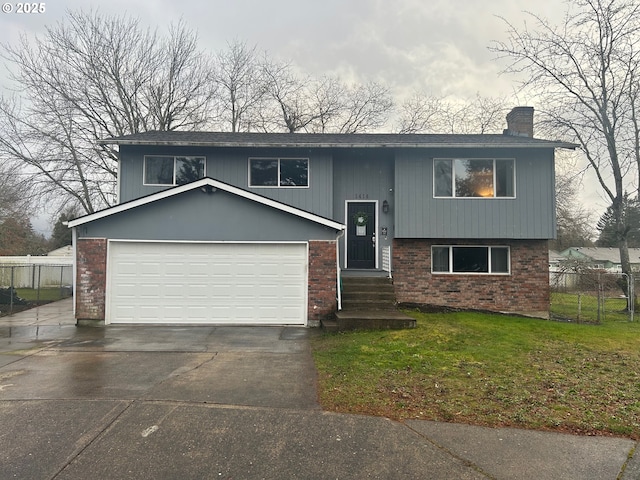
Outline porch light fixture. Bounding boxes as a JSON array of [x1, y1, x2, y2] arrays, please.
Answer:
[[382, 200, 389, 213], [200, 184, 217, 194]]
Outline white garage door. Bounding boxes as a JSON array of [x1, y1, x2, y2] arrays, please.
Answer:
[[106, 242, 307, 325]]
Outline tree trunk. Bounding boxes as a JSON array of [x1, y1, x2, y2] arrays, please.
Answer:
[[614, 199, 634, 310]]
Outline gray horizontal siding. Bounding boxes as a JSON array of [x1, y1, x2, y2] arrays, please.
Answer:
[[395, 149, 556, 239]]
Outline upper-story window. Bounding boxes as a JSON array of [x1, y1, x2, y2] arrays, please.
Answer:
[[144, 156, 206, 186], [434, 158, 515, 198], [249, 158, 309, 187]]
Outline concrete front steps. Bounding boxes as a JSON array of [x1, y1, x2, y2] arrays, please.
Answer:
[[322, 275, 416, 332]]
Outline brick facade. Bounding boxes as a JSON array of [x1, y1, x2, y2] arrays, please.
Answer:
[[307, 240, 338, 326], [75, 238, 107, 322], [393, 239, 550, 317]]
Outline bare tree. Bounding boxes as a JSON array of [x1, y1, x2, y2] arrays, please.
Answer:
[[395, 93, 509, 134], [260, 60, 318, 133], [396, 93, 446, 134], [260, 61, 393, 133], [552, 152, 596, 250], [308, 76, 345, 133], [0, 158, 30, 220], [491, 0, 640, 295], [0, 10, 216, 214], [212, 40, 267, 132], [330, 81, 393, 134]]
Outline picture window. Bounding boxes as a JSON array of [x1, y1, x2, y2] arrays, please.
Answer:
[[434, 158, 515, 198]]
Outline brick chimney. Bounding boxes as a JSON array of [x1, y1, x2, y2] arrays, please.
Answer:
[[504, 106, 534, 138]]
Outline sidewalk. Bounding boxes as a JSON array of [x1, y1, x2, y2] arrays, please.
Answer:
[[0, 300, 638, 479], [0, 296, 75, 326]]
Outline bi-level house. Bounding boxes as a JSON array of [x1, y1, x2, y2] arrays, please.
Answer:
[[68, 107, 574, 326]]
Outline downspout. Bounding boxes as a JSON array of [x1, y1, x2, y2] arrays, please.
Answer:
[[336, 228, 345, 311]]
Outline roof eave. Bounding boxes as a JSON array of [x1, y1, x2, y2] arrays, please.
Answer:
[[98, 139, 577, 149]]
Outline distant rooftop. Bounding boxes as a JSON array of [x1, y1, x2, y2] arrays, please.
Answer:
[[561, 247, 640, 264]]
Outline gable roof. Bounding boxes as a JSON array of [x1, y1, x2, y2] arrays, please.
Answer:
[[99, 131, 577, 150], [67, 177, 345, 231]]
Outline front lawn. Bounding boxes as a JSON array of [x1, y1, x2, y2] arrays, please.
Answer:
[[311, 311, 640, 439]]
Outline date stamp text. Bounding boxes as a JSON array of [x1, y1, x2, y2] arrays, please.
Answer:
[[2, 3, 46, 13]]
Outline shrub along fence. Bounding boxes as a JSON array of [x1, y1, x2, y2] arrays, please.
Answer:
[[550, 269, 634, 323], [0, 264, 73, 315]]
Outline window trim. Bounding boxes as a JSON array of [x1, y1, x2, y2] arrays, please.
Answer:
[[143, 155, 206, 186], [248, 157, 310, 188], [431, 245, 511, 275], [433, 158, 516, 199]]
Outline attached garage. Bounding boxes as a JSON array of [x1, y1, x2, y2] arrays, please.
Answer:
[[70, 178, 344, 327], [107, 241, 307, 325]]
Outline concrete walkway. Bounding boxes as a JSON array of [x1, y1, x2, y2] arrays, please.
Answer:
[[0, 300, 638, 479]]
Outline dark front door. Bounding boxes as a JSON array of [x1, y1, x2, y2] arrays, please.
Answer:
[[347, 202, 376, 269]]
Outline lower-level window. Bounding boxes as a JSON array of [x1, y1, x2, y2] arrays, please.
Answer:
[[432, 246, 510, 274]]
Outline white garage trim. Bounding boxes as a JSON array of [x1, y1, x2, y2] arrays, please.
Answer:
[[106, 240, 308, 325]]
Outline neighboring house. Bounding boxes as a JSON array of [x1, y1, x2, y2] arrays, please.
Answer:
[[47, 245, 73, 257], [68, 107, 574, 326], [559, 247, 640, 273], [549, 250, 565, 271]]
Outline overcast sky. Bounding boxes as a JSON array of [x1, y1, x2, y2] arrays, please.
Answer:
[[1, 0, 561, 100], [0, 0, 603, 232]]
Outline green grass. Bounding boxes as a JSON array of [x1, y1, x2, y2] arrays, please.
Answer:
[[551, 292, 631, 323], [311, 311, 640, 439], [15, 288, 71, 302]]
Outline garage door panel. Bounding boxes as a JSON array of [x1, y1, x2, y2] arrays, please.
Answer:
[[107, 242, 307, 325]]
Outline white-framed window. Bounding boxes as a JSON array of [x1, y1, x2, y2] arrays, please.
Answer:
[[432, 246, 510, 274], [144, 156, 206, 186], [249, 158, 309, 187], [434, 158, 515, 198]]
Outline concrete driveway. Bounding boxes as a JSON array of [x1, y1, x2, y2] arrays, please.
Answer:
[[0, 299, 638, 479]]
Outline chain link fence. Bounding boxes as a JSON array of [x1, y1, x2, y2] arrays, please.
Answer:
[[0, 264, 73, 316], [550, 267, 635, 323]]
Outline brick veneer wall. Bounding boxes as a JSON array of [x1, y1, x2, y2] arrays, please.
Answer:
[[75, 238, 108, 322], [308, 240, 338, 326], [393, 239, 550, 316]]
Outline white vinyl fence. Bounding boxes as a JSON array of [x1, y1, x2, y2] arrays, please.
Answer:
[[0, 256, 73, 288]]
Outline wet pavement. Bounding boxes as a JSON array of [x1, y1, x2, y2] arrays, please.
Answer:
[[0, 300, 639, 479]]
